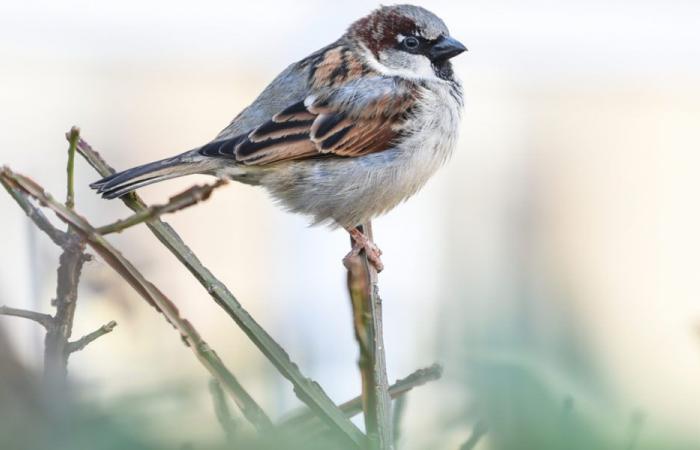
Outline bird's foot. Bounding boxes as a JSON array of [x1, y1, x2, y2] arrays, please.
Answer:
[[343, 227, 384, 272]]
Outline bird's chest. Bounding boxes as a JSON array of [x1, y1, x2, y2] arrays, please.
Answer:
[[339, 84, 462, 220], [261, 83, 463, 227], [386, 84, 463, 192]]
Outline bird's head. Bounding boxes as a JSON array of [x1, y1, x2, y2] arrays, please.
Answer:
[[347, 4, 466, 82]]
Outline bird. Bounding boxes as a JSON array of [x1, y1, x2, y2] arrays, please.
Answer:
[[91, 4, 466, 272]]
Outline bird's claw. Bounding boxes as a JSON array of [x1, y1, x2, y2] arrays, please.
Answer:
[[344, 228, 384, 272]]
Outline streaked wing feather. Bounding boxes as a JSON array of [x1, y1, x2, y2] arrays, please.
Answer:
[[272, 101, 316, 123], [199, 135, 246, 158], [235, 133, 318, 165], [201, 46, 418, 166], [249, 119, 315, 142]]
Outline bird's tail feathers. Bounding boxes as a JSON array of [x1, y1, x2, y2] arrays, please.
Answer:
[[90, 150, 216, 199]]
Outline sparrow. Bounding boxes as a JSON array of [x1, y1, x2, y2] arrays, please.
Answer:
[[91, 4, 467, 271]]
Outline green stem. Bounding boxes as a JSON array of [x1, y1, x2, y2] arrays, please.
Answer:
[[66, 126, 80, 209], [96, 180, 225, 235]]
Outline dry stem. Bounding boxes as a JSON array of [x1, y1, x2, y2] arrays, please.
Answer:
[[346, 222, 393, 450], [67, 321, 118, 353], [0, 306, 53, 329]]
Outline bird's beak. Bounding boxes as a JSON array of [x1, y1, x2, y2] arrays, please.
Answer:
[[429, 35, 468, 61]]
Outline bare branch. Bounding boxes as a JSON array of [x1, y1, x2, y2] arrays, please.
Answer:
[[67, 320, 117, 353], [0, 305, 53, 329], [0, 165, 273, 433], [96, 180, 227, 235], [379, 363, 442, 402], [0, 173, 68, 246], [75, 136, 365, 447], [43, 232, 87, 385], [346, 222, 393, 450]]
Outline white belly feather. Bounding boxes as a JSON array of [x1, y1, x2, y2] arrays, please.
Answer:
[[237, 82, 463, 228]]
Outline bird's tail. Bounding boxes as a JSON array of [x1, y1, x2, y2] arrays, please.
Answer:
[[91, 149, 217, 199]]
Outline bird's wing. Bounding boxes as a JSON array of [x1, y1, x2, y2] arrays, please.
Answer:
[[200, 76, 419, 165]]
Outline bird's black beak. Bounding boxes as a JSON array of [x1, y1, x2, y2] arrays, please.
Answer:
[[429, 35, 467, 61]]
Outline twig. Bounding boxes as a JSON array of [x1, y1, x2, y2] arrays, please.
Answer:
[[339, 363, 442, 420], [0, 166, 274, 433], [67, 320, 117, 353], [66, 126, 80, 210], [280, 364, 442, 428], [1, 174, 68, 246], [74, 136, 365, 447], [459, 420, 488, 450], [209, 379, 239, 443], [346, 222, 393, 450], [0, 305, 53, 329], [96, 180, 227, 235]]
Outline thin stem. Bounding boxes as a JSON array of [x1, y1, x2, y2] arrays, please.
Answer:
[[67, 320, 117, 353], [96, 180, 226, 235], [0, 175, 68, 247], [66, 126, 80, 210], [0, 305, 53, 329], [346, 222, 393, 450]]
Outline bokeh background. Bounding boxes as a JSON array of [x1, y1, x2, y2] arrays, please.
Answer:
[[1, 0, 700, 449]]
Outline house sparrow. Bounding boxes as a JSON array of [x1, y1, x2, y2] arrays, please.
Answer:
[[92, 4, 466, 271]]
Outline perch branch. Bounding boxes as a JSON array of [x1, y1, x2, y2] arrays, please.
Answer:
[[0, 306, 53, 329], [67, 320, 117, 353], [74, 136, 365, 447], [0, 166, 274, 433], [96, 180, 227, 235], [346, 222, 393, 449]]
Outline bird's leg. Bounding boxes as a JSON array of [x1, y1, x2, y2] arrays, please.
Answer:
[[343, 226, 384, 272]]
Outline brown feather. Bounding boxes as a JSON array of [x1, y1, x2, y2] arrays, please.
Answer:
[[236, 137, 317, 165], [226, 45, 418, 166], [249, 119, 314, 142]]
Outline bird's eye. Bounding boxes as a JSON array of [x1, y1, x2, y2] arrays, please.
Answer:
[[403, 36, 420, 50]]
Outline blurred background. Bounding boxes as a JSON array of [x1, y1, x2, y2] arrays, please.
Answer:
[[1, 0, 700, 449]]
